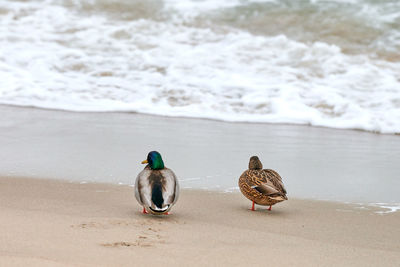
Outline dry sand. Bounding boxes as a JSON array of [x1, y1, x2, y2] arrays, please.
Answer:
[[1, 177, 399, 267]]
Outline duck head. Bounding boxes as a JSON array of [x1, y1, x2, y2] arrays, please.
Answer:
[[141, 151, 165, 170], [249, 156, 263, 170]]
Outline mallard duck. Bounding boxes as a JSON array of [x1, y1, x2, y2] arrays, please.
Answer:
[[239, 156, 287, 211], [135, 151, 179, 215]]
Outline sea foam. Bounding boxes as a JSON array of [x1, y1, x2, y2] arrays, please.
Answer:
[[0, 0, 399, 134]]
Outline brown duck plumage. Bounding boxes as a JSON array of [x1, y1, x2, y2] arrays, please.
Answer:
[[239, 156, 287, 210]]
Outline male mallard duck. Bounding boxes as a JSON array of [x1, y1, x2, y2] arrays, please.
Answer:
[[239, 156, 287, 211], [135, 151, 179, 215]]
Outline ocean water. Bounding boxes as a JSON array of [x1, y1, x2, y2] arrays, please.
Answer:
[[0, 0, 399, 133]]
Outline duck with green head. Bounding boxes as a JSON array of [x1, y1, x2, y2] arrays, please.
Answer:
[[135, 151, 179, 215]]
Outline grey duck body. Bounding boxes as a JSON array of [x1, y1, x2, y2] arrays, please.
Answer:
[[135, 165, 179, 214]]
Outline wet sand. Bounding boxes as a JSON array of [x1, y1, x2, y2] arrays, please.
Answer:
[[0, 177, 399, 267]]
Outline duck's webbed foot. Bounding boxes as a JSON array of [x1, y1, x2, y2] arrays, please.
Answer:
[[267, 205, 272, 211], [142, 207, 148, 214]]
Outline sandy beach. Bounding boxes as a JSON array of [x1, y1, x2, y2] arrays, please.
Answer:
[[1, 177, 399, 266], [1, 105, 399, 266], [1, 0, 400, 266]]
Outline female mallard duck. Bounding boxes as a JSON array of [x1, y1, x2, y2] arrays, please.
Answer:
[[135, 151, 179, 215], [239, 156, 287, 211]]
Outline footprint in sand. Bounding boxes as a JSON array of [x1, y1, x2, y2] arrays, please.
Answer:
[[101, 240, 152, 248], [101, 233, 165, 248], [70, 222, 165, 247], [71, 222, 105, 229], [71, 218, 177, 247]]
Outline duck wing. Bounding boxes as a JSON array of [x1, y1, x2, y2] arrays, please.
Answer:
[[263, 169, 287, 195], [251, 182, 280, 195], [243, 170, 278, 195], [135, 168, 152, 207], [159, 168, 179, 205]]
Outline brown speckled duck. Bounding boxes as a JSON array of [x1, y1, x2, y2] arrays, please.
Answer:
[[239, 156, 287, 211]]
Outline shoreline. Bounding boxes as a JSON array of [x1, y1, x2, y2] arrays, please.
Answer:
[[4, 175, 400, 213], [1, 104, 399, 204], [1, 176, 399, 266]]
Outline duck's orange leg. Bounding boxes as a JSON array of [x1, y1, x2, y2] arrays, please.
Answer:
[[251, 201, 255, 211], [267, 205, 272, 211], [142, 207, 148, 214]]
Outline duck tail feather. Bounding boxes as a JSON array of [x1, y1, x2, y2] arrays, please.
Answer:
[[151, 183, 164, 209]]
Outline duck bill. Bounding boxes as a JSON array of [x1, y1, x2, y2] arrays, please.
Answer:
[[141, 160, 148, 164]]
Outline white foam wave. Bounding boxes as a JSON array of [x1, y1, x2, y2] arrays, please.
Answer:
[[0, 0, 400, 133], [369, 203, 400, 214]]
